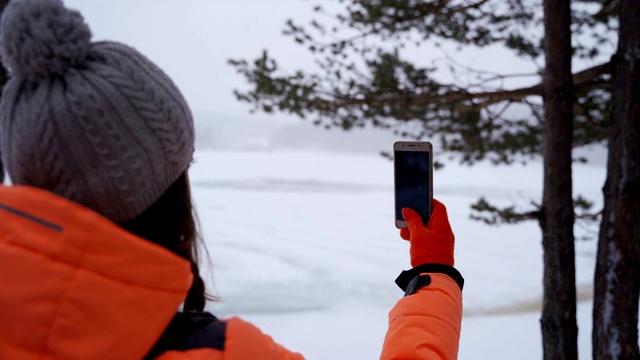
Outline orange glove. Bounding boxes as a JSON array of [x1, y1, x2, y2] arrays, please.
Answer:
[[400, 199, 455, 267]]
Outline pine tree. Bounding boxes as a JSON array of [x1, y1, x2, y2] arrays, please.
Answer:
[[592, 0, 640, 358], [229, 0, 624, 357]]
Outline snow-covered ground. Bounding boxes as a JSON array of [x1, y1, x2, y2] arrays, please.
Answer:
[[189, 145, 606, 359]]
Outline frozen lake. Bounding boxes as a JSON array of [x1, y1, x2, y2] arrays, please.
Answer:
[[189, 149, 605, 359]]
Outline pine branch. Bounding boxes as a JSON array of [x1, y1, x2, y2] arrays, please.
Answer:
[[336, 61, 610, 110]]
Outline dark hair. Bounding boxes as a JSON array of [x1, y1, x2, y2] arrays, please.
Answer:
[[119, 171, 213, 311]]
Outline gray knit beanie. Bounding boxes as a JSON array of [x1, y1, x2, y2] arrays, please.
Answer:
[[0, 0, 195, 223]]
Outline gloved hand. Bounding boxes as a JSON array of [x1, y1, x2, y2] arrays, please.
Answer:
[[400, 199, 455, 267]]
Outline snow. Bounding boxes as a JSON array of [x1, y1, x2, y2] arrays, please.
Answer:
[[188, 146, 606, 359]]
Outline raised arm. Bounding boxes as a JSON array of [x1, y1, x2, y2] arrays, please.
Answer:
[[380, 199, 463, 360]]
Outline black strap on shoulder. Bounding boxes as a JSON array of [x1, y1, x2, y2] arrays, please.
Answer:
[[145, 311, 227, 359], [395, 263, 464, 292]]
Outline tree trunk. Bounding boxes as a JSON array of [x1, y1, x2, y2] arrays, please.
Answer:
[[592, 1, 640, 359], [540, 0, 578, 359]]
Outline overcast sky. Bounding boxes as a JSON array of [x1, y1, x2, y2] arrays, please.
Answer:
[[62, 0, 322, 123], [60, 1, 611, 138], [56, 1, 610, 161], [62, 1, 549, 122]]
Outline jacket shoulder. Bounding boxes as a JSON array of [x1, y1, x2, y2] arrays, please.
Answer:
[[153, 313, 304, 360]]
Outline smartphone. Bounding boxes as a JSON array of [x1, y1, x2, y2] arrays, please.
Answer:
[[394, 141, 433, 229]]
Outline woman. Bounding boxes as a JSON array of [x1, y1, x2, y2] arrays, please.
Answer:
[[0, 0, 463, 359]]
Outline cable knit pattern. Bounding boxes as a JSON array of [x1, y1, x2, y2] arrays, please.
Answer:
[[94, 43, 194, 170], [63, 69, 146, 221], [2, 80, 78, 203], [100, 42, 195, 142], [0, 0, 195, 223]]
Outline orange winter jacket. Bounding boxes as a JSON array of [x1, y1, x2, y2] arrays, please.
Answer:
[[381, 272, 463, 359], [0, 185, 462, 360]]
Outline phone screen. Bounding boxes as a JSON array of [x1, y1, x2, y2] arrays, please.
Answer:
[[395, 150, 431, 224]]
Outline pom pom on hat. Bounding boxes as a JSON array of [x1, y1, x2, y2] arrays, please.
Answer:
[[1, 0, 91, 79]]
